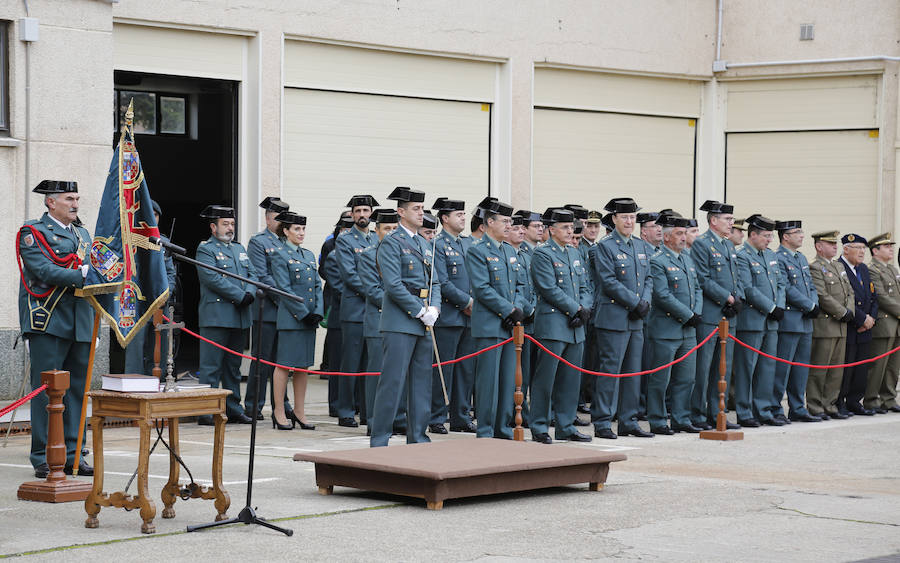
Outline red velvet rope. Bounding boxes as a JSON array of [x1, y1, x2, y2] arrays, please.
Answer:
[[0, 384, 48, 418], [729, 333, 900, 369], [524, 328, 719, 378]]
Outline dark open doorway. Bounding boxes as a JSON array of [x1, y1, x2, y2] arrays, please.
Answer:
[[109, 71, 238, 376]]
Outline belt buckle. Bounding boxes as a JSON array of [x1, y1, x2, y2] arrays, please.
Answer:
[[419, 289, 428, 299]]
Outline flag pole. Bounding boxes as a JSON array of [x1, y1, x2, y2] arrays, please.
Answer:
[[73, 313, 100, 476]]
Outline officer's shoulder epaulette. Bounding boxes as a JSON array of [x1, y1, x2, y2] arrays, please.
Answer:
[[651, 248, 663, 258], [21, 219, 39, 228], [200, 240, 209, 245], [600, 233, 613, 242]]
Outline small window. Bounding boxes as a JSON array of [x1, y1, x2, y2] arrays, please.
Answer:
[[119, 90, 156, 134], [0, 22, 9, 134], [114, 90, 188, 136], [160, 96, 186, 134]]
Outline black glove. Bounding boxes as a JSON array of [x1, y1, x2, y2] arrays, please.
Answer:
[[684, 314, 702, 327], [508, 307, 525, 324], [840, 309, 855, 323], [238, 292, 254, 308], [721, 304, 737, 318], [803, 304, 820, 319], [302, 313, 323, 327], [578, 307, 591, 326], [523, 312, 535, 326], [567, 314, 584, 328], [628, 300, 650, 320], [501, 316, 515, 331], [768, 306, 785, 321], [731, 297, 744, 315]]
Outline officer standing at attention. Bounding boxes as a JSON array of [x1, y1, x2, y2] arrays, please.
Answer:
[[323, 215, 353, 417], [771, 220, 821, 423], [646, 215, 703, 434], [865, 233, 900, 412], [636, 210, 662, 418], [466, 200, 526, 439], [431, 198, 477, 433], [18, 180, 95, 477], [370, 187, 441, 447], [335, 195, 379, 428], [807, 230, 854, 419], [689, 200, 743, 430], [837, 234, 877, 416], [732, 215, 786, 427], [195, 205, 257, 425], [529, 209, 593, 444], [577, 210, 603, 416], [243, 196, 292, 421], [590, 198, 654, 439], [358, 209, 403, 435], [513, 209, 543, 426], [638, 212, 663, 252]]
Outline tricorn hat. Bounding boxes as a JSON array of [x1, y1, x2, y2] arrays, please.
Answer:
[[699, 200, 735, 214], [487, 200, 514, 217], [386, 187, 425, 203], [514, 209, 542, 224], [544, 208, 575, 225], [745, 214, 776, 232], [275, 211, 307, 226], [346, 195, 379, 208], [372, 208, 399, 224], [432, 198, 465, 213], [33, 180, 78, 194], [637, 212, 660, 224], [422, 212, 438, 230], [200, 205, 235, 220], [775, 220, 801, 232], [259, 196, 289, 213], [604, 198, 641, 214], [564, 204, 589, 220], [658, 214, 691, 228]]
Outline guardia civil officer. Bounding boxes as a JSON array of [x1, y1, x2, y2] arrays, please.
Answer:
[[772, 220, 821, 423], [334, 195, 379, 427], [243, 196, 292, 421], [322, 215, 353, 417], [430, 198, 477, 433], [865, 233, 900, 412], [636, 210, 662, 417], [690, 200, 743, 429], [370, 187, 441, 447], [269, 211, 322, 430], [837, 234, 877, 416], [18, 180, 94, 477], [638, 212, 663, 252], [469, 197, 497, 243], [807, 230, 854, 419], [196, 205, 258, 425], [590, 198, 653, 439], [513, 209, 543, 426], [466, 200, 527, 439], [529, 209, 593, 444], [566, 205, 597, 418], [358, 209, 404, 435], [732, 215, 786, 427], [564, 204, 590, 263], [646, 215, 703, 434]]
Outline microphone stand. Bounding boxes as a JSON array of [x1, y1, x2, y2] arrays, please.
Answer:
[[162, 242, 297, 536]]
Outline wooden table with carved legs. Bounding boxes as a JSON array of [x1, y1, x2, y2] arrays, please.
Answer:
[[84, 389, 232, 534]]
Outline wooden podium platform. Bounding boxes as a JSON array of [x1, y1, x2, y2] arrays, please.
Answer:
[[294, 439, 626, 510]]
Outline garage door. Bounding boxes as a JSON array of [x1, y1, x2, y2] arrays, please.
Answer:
[[725, 130, 879, 240], [282, 88, 490, 257], [532, 109, 697, 216]]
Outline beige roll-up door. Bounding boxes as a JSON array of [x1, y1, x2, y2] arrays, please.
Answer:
[[532, 109, 697, 216], [113, 24, 246, 80], [725, 130, 880, 240], [283, 88, 490, 257]]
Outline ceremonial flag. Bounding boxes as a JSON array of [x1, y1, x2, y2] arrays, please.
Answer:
[[79, 99, 169, 347]]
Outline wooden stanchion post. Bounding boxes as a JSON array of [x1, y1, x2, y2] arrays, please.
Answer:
[[18, 370, 92, 502], [699, 319, 743, 441], [513, 324, 525, 441]]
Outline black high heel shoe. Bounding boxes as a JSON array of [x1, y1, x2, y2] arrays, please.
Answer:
[[271, 414, 294, 430], [288, 411, 315, 430]]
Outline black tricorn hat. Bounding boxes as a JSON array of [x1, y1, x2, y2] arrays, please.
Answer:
[[601, 213, 615, 231], [573, 220, 584, 234], [659, 214, 691, 228], [514, 209, 542, 224], [487, 200, 514, 217], [33, 180, 78, 194], [336, 215, 354, 229], [200, 205, 235, 220], [564, 204, 589, 220], [604, 198, 641, 214], [259, 196, 289, 213], [346, 194, 379, 208], [276, 211, 307, 226], [637, 212, 661, 224], [544, 208, 575, 225], [433, 198, 465, 212], [476, 196, 498, 210], [746, 213, 776, 231], [775, 220, 802, 232], [511, 215, 524, 226], [150, 199, 162, 217], [541, 207, 559, 226], [387, 187, 425, 203], [422, 212, 438, 230], [372, 208, 399, 224], [687, 218, 699, 228], [699, 200, 735, 214]]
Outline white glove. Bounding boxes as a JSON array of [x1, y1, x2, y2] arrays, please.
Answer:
[[80, 264, 90, 278], [421, 306, 439, 327], [415, 306, 428, 319]]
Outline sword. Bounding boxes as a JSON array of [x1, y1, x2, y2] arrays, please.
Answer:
[[425, 234, 449, 406]]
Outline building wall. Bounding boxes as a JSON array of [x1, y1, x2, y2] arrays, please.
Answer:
[[0, 0, 897, 395]]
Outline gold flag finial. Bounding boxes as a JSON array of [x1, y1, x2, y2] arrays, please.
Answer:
[[125, 98, 134, 127]]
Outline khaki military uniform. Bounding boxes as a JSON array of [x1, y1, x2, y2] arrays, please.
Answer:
[[866, 259, 900, 409], [807, 255, 854, 415]]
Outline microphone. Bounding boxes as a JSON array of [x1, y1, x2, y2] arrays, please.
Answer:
[[149, 236, 186, 255]]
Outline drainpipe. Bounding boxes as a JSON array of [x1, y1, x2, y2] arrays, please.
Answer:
[[721, 55, 900, 70], [20, 0, 35, 219], [712, 0, 726, 73]]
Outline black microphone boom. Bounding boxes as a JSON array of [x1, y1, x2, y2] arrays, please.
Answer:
[[150, 236, 187, 255]]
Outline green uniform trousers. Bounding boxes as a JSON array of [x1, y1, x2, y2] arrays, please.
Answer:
[[647, 337, 696, 429], [530, 339, 583, 439], [474, 337, 516, 439], [198, 327, 246, 418], [807, 336, 845, 416], [865, 335, 899, 409]]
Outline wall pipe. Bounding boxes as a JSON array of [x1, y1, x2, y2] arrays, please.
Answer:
[[22, 0, 31, 219], [723, 55, 900, 70]]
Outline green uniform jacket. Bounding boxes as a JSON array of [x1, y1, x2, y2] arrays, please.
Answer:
[[358, 243, 384, 339], [18, 213, 93, 342], [589, 230, 653, 331], [196, 236, 258, 329], [531, 238, 592, 344], [735, 242, 785, 332], [648, 245, 703, 338], [271, 244, 323, 330], [465, 234, 526, 339], [377, 227, 441, 336], [869, 259, 900, 338], [434, 230, 471, 328], [247, 228, 284, 323], [776, 245, 818, 334], [691, 230, 743, 324], [809, 255, 853, 338], [335, 226, 376, 323]]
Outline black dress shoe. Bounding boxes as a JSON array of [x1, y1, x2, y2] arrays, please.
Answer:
[[738, 418, 760, 428], [672, 424, 702, 433], [577, 404, 591, 414], [789, 413, 822, 423], [873, 407, 888, 414], [774, 413, 792, 424], [392, 425, 407, 435], [573, 417, 590, 427], [695, 421, 714, 430], [64, 460, 93, 476], [889, 405, 900, 413], [33, 463, 49, 479], [619, 427, 654, 438], [338, 417, 359, 428], [831, 411, 849, 419], [450, 422, 477, 433], [651, 426, 674, 435], [724, 421, 740, 430], [428, 424, 448, 434], [594, 428, 617, 439], [564, 431, 592, 442], [760, 418, 786, 427], [328, 410, 338, 418], [227, 413, 253, 424], [636, 412, 648, 421], [532, 432, 553, 444], [848, 407, 875, 416], [245, 411, 264, 421], [197, 415, 215, 426]]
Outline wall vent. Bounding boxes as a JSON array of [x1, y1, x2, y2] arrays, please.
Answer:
[[800, 23, 815, 41]]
